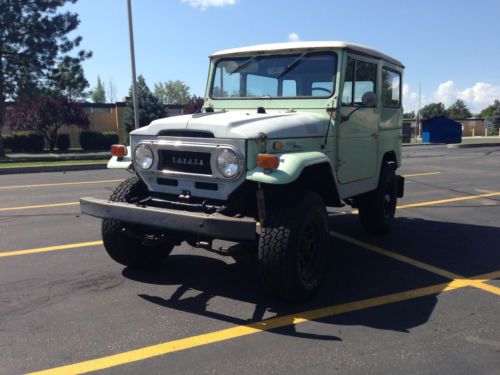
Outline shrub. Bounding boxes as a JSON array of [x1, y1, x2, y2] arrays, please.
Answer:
[[56, 134, 71, 151], [25, 133, 45, 152], [103, 132, 119, 149], [2, 132, 44, 152], [2, 134, 20, 152], [80, 131, 119, 150]]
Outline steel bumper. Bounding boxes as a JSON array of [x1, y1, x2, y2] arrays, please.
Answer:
[[80, 197, 256, 241]]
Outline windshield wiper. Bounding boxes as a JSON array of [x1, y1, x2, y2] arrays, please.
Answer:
[[230, 55, 259, 75], [277, 52, 309, 79]]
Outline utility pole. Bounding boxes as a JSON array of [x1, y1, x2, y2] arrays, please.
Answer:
[[417, 82, 422, 141], [127, 0, 140, 129]]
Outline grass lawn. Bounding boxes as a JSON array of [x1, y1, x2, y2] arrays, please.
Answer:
[[0, 154, 109, 169]]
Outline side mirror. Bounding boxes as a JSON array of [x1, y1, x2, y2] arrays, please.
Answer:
[[362, 92, 377, 107]]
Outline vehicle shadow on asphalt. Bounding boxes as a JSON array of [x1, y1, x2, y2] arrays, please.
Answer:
[[123, 215, 500, 340]]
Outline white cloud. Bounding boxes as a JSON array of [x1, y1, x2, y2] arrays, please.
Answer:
[[403, 81, 500, 114], [403, 83, 426, 113], [288, 33, 300, 42], [434, 80, 457, 107], [433, 80, 500, 113], [181, 0, 238, 10]]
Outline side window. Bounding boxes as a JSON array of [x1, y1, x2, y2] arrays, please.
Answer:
[[342, 57, 377, 106], [341, 57, 354, 104], [354, 61, 377, 105], [382, 68, 401, 107]]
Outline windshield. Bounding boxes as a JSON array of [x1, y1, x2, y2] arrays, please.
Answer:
[[210, 51, 337, 99]]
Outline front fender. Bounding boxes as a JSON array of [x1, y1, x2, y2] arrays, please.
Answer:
[[246, 151, 332, 184], [107, 146, 132, 169]]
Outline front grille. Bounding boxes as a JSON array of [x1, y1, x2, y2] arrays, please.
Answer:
[[158, 150, 212, 175]]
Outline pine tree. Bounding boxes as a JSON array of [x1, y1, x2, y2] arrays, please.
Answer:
[[446, 99, 472, 119], [124, 75, 167, 133], [0, 0, 92, 156], [91, 76, 106, 103]]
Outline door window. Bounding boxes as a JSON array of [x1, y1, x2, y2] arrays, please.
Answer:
[[342, 57, 377, 106], [382, 68, 401, 107]]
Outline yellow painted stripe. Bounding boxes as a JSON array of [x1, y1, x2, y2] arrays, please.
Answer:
[[0, 241, 102, 258], [0, 179, 123, 190], [466, 281, 500, 296], [397, 191, 500, 209], [402, 172, 441, 178], [27, 280, 469, 375], [0, 202, 78, 212], [470, 270, 500, 280], [330, 231, 461, 280], [330, 231, 500, 296], [342, 191, 500, 215]]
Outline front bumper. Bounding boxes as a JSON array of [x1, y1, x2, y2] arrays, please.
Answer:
[[80, 197, 256, 241]]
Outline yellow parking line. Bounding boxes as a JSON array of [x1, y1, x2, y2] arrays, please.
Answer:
[[402, 172, 441, 178], [330, 231, 460, 279], [397, 191, 500, 209], [28, 278, 478, 375], [344, 191, 500, 215], [330, 231, 500, 296], [0, 241, 102, 258], [0, 179, 123, 190], [0, 202, 79, 212]]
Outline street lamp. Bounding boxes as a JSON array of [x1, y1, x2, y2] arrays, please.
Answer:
[[127, 0, 140, 129]]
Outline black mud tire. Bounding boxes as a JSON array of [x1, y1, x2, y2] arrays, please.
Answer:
[[358, 163, 397, 235], [102, 176, 174, 268], [258, 192, 329, 302]]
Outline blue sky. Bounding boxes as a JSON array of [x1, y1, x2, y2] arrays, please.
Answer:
[[68, 0, 500, 113]]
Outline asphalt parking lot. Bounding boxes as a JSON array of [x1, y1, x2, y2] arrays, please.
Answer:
[[1, 144, 499, 375]]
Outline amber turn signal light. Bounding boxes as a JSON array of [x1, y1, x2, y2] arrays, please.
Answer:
[[111, 144, 127, 157], [257, 154, 280, 169]]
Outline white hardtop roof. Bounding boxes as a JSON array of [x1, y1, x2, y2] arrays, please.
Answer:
[[211, 41, 404, 68]]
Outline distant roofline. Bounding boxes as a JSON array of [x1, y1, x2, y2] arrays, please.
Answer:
[[210, 41, 404, 68]]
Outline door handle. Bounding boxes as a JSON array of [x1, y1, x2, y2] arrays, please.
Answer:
[[371, 133, 379, 138]]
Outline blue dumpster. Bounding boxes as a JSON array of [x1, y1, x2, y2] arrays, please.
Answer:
[[422, 116, 462, 144]]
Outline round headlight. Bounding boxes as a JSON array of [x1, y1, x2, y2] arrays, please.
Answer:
[[217, 148, 241, 178], [134, 144, 154, 170]]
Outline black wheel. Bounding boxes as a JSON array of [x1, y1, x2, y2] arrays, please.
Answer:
[[258, 192, 329, 302], [102, 175, 175, 268], [358, 163, 397, 235]]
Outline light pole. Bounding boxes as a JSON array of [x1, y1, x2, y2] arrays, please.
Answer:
[[127, 0, 140, 129]]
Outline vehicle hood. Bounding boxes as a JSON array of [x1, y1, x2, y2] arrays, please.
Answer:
[[131, 111, 328, 139]]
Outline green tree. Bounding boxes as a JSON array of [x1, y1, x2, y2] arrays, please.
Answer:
[[403, 111, 416, 119], [90, 76, 106, 103], [0, 0, 91, 156], [419, 102, 445, 120], [154, 80, 191, 105], [479, 99, 500, 118], [124, 75, 167, 132], [50, 56, 89, 100], [446, 99, 472, 119]]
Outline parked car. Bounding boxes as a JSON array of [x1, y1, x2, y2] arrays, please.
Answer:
[[81, 41, 405, 301]]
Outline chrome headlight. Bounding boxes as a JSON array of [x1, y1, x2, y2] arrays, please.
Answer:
[[134, 144, 154, 170], [216, 148, 242, 178]]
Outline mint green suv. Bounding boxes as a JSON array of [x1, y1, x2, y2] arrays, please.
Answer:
[[81, 41, 405, 301]]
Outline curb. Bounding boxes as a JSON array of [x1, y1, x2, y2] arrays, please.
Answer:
[[0, 163, 107, 175], [447, 142, 500, 149]]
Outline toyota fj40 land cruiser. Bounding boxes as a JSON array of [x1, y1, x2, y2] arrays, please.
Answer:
[[81, 41, 405, 302]]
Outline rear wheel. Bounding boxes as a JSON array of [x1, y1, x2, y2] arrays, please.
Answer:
[[102, 176, 176, 268], [357, 163, 397, 235], [258, 192, 329, 302]]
